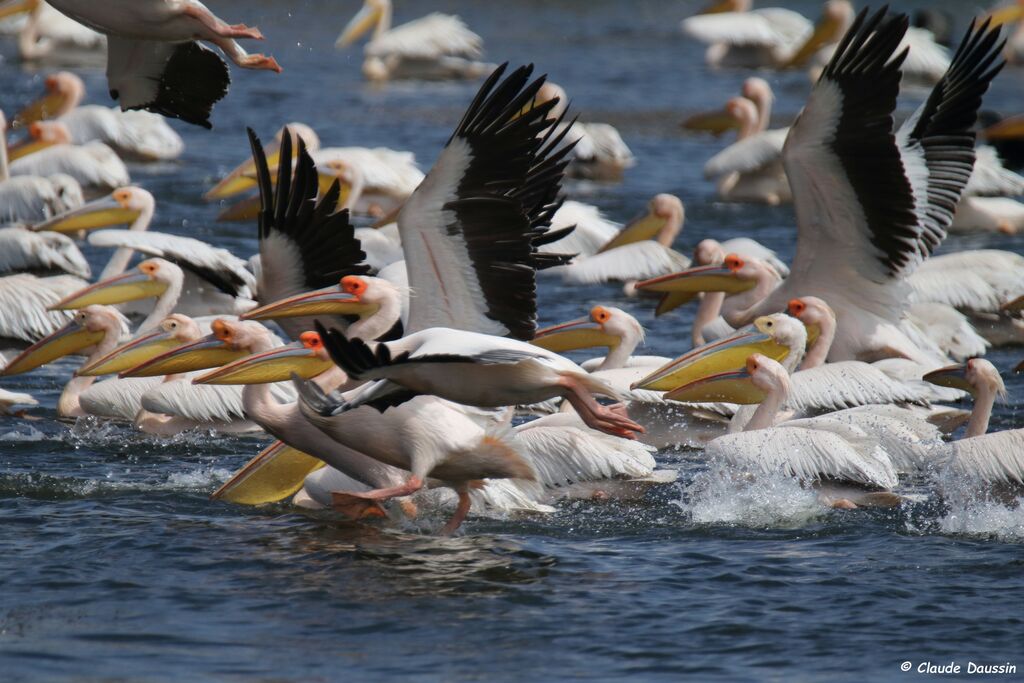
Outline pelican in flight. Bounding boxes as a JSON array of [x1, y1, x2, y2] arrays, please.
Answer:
[[39, 0, 282, 127], [336, 0, 491, 82], [13, 72, 184, 161], [638, 11, 1005, 365]]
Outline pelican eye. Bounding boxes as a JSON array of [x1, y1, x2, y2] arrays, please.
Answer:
[[341, 275, 367, 296], [300, 332, 322, 349]]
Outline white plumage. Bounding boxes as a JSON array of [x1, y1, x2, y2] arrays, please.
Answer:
[[9, 141, 129, 195], [0, 273, 81, 343], [0, 226, 89, 278]]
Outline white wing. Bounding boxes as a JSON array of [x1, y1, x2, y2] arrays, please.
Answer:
[[681, 8, 811, 48], [0, 388, 37, 414], [105, 36, 230, 129], [570, 122, 635, 167], [910, 250, 1024, 312], [313, 147, 424, 197], [88, 229, 256, 300], [939, 429, 1024, 486], [786, 361, 933, 413], [905, 302, 988, 360], [79, 376, 163, 420], [512, 412, 656, 485], [61, 106, 184, 161], [705, 128, 788, 177], [355, 227, 403, 271], [541, 201, 621, 256], [964, 145, 1024, 197], [784, 404, 942, 474], [398, 65, 572, 339], [707, 427, 898, 489], [0, 176, 81, 225], [0, 274, 82, 343], [0, 227, 90, 278], [556, 242, 691, 285], [901, 27, 951, 82], [9, 142, 129, 192], [366, 13, 483, 59]]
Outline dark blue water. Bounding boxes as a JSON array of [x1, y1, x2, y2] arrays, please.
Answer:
[[1, 1, 1023, 680]]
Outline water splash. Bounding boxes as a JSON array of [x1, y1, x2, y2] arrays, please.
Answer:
[[682, 464, 824, 529]]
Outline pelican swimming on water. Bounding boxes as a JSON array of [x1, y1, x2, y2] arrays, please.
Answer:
[[924, 359, 1024, 503], [13, 72, 184, 161], [335, 0, 491, 82], [1, 109, 84, 225]]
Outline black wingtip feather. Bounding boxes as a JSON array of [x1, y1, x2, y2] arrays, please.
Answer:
[[430, 63, 577, 339], [252, 122, 369, 298], [131, 42, 229, 129]]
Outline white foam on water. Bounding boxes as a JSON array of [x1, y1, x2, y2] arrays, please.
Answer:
[[0, 425, 46, 442], [938, 498, 1024, 542], [682, 464, 824, 528]]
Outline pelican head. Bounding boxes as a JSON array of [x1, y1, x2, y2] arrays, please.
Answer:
[[693, 239, 727, 266], [242, 275, 387, 322], [532, 305, 642, 354], [630, 313, 801, 395], [193, 330, 334, 385], [7, 120, 72, 160], [77, 314, 203, 377], [31, 186, 153, 234], [636, 253, 759, 297], [15, 71, 84, 127], [659, 352, 788, 404], [638, 252, 773, 317], [336, 0, 391, 48], [784, 0, 855, 68], [924, 358, 1007, 399], [120, 319, 272, 378], [50, 258, 181, 310], [786, 296, 832, 349], [316, 158, 358, 205], [599, 194, 684, 253], [204, 123, 320, 201], [1, 305, 126, 376]]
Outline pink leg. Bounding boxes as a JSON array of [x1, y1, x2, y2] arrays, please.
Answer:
[[440, 487, 472, 535], [211, 37, 283, 72], [182, 3, 264, 39], [559, 377, 644, 439], [331, 475, 424, 516]]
